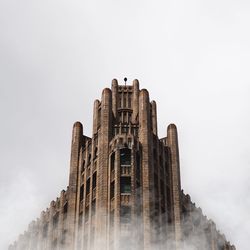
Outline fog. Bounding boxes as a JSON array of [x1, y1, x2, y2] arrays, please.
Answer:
[[0, 0, 250, 249]]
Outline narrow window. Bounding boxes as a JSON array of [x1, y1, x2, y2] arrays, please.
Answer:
[[53, 213, 59, 229], [111, 152, 115, 171], [94, 148, 98, 159], [88, 154, 91, 165], [80, 185, 84, 202], [92, 172, 97, 189], [79, 212, 83, 227], [110, 210, 114, 227], [81, 160, 85, 172], [85, 206, 89, 222], [120, 177, 131, 193], [120, 148, 131, 166], [91, 200, 96, 216], [120, 206, 131, 224], [110, 181, 115, 199], [86, 178, 90, 195]]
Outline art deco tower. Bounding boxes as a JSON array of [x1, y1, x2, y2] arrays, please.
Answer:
[[9, 79, 235, 250]]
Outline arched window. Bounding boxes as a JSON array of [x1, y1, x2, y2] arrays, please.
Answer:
[[120, 148, 131, 166]]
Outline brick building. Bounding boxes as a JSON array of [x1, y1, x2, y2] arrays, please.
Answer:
[[9, 79, 235, 250]]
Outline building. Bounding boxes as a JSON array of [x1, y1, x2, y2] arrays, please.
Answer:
[[9, 79, 235, 250]]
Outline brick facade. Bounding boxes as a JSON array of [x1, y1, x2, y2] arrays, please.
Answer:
[[9, 79, 235, 250]]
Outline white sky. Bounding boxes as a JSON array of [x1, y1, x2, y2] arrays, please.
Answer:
[[0, 0, 250, 249]]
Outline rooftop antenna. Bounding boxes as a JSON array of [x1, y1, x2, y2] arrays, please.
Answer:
[[124, 77, 127, 86]]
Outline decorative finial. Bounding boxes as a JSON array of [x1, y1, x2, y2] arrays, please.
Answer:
[[124, 77, 127, 86]]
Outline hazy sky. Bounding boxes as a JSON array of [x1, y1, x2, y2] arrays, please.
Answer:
[[0, 0, 250, 249]]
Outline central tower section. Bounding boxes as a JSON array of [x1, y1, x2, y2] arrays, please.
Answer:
[[71, 79, 181, 250]]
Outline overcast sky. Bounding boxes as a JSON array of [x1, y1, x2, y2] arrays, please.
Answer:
[[0, 0, 250, 249]]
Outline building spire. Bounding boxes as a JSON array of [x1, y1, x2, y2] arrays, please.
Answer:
[[124, 77, 127, 86]]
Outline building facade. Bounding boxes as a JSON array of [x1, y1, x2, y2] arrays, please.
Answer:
[[9, 79, 235, 250]]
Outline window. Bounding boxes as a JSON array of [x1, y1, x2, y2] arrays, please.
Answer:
[[80, 185, 84, 202], [111, 152, 115, 171], [110, 181, 115, 199], [120, 148, 131, 166], [53, 213, 59, 229], [79, 212, 83, 227], [94, 148, 98, 159], [63, 202, 68, 214], [85, 206, 89, 222], [91, 200, 96, 216], [86, 178, 90, 195], [81, 160, 85, 172], [88, 154, 91, 165], [110, 210, 114, 227], [120, 177, 131, 193], [92, 172, 97, 189], [120, 206, 131, 224]]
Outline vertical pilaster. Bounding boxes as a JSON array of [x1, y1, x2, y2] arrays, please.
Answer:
[[93, 100, 100, 135], [67, 122, 83, 250], [48, 201, 56, 250], [112, 79, 118, 119], [167, 124, 182, 249], [139, 89, 153, 250], [58, 190, 66, 250], [151, 101, 158, 136], [132, 79, 139, 123], [96, 88, 112, 249]]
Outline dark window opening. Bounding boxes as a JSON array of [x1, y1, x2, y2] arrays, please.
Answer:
[[86, 178, 90, 195], [53, 213, 59, 229], [136, 152, 141, 183], [120, 148, 131, 166], [81, 160, 85, 172], [80, 185, 84, 202], [94, 148, 98, 159], [63, 202, 68, 214], [92, 172, 97, 189], [79, 212, 83, 227], [85, 206, 89, 222], [110, 210, 114, 227], [88, 154, 91, 164], [120, 176, 131, 193], [111, 152, 115, 171], [120, 206, 131, 224], [91, 200, 96, 216], [110, 181, 115, 199]]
